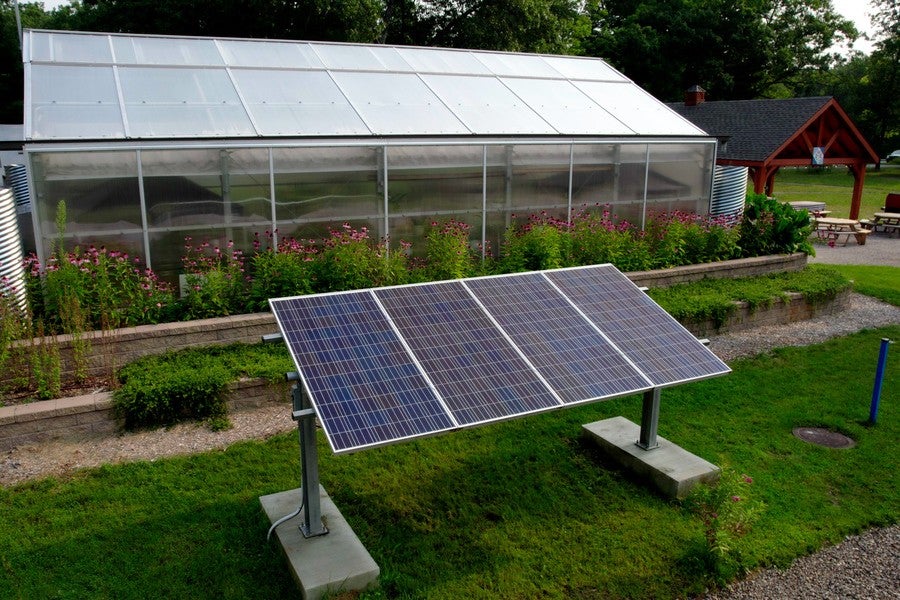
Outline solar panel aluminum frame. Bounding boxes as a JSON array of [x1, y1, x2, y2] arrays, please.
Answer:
[[270, 264, 730, 455]]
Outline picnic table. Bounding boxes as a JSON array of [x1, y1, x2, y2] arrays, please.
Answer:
[[815, 217, 871, 246], [862, 213, 900, 238]]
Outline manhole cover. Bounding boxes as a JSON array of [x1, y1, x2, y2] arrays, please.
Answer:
[[792, 427, 855, 448]]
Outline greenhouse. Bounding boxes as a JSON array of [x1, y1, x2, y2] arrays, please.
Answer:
[[22, 29, 716, 283]]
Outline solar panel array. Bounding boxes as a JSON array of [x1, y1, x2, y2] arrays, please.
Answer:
[[271, 264, 730, 454]]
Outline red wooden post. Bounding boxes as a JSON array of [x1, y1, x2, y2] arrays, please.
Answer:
[[849, 162, 865, 220]]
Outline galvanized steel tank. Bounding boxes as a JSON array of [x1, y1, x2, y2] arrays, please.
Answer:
[[711, 165, 748, 222], [0, 187, 27, 311]]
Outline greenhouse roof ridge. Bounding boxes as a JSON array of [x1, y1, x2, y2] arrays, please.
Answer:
[[23, 29, 707, 142]]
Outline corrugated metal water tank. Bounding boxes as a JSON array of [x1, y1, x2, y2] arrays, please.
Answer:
[[0, 187, 27, 311], [711, 165, 747, 221], [3, 165, 31, 213]]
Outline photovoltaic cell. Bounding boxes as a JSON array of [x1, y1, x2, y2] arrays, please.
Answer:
[[270, 292, 455, 453], [375, 282, 561, 425], [546, 266, 730, 386], [464, 274, 651, 403]]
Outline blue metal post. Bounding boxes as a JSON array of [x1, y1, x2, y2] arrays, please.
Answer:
[[869, 338, 892, 425]]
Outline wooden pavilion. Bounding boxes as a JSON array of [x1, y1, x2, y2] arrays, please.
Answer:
[[668, 88, 880, 218]]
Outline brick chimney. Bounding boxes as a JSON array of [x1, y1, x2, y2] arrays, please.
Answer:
[[685, 85, 706, 106]]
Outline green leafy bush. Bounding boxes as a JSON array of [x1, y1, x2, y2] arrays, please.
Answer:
[[421, 219, 478, 281], [568, 207, 653, 270], [738, 194, 814, 257], [113, 343, 292, 429], [247, 232, 315, 311], [180, 238, 247, 320], [309, 224, 407, 292], [501, 213, 572, 272]]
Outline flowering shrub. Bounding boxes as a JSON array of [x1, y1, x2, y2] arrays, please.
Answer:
[[645, 211, 740, 268], [684, 468, 764, 568], [568, 206, 652, 270], [422, 219, 478, 281], [26, 245, 175, 331], [501, 212, 572, 272], [309, 224, 408, 292], [180, 238, 247, 320], [247, 231, 317, 311]]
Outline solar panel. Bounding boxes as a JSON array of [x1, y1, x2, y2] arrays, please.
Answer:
[[546, 265, 730, 386], [270, 292, 455, 453], [269, 264, 730, 454], [464, 273, 652, 404], [375, 282, 562, 425]]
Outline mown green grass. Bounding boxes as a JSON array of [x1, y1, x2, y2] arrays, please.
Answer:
[[1, 326, 897, 599], [826, 265, 900, 307], [764, 165, 900, 218]]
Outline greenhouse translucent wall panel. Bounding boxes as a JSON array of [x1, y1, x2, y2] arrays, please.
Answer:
[[608, 144, 649, 224], [386, 145, 485, 253], [645, 143, 714, 215], [508, 144, 571, 217], [273, 146, 382, 240], [31, 151, 143, 260], [571, 144, 619, 212], [30, 65, 124, 139]]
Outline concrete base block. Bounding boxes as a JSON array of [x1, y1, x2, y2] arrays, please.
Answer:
[[260, 486, 380, 600], [583, 416, 719, 499]]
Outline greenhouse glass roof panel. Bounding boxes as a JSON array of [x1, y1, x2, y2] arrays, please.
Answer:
[[541, 55, 626, 82], [574, 81, 703, 136], [421, 74, 555, 135], [30, 31, 112, 63], [233, 70, 371, 136], [118, 67, 255, 137], [217, 39, 324, 69], [311, 43, 414, 72], [499, 78, 632, 135], [395, 47, 493, 75], [332, 72, 471, 135], [30, 65, 124, 139], [24, 30, 710, 141], [111, 35, 224, 66]]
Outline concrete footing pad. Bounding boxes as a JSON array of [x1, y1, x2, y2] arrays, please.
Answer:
[[583, 416, 719, 499], [260, 486, 379, 600]]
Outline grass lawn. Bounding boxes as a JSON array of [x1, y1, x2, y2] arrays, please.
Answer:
[[827, 265, 900, 307], [763, 164, 900, 219], [1, 326, 898, 599]]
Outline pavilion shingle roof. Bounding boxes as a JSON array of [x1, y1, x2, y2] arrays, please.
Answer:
[[665, 97, 832, 162]]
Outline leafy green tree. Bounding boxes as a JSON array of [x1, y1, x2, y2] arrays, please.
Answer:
[[0, 1, 57, 123], [585, 0, 856, 101], [384, 0, 589, 53]]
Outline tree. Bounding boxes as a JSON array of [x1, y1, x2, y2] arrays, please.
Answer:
[[384, 0, 590, 53], [0, 1, 57, 123], [584, 0, 857, 102], [865, 0, 900, 154]]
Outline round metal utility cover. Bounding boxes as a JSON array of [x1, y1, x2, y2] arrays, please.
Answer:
[[792, 427, 855, 449]]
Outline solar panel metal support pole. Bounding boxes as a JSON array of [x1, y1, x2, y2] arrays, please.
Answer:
[[293, 383, 328, 538], [636, 388, 661, 450]]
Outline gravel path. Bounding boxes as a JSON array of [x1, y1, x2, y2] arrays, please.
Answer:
[[2, 239, 898, 597]]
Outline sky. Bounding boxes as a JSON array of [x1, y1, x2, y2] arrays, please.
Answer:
[[37, 0, 880, 54]]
